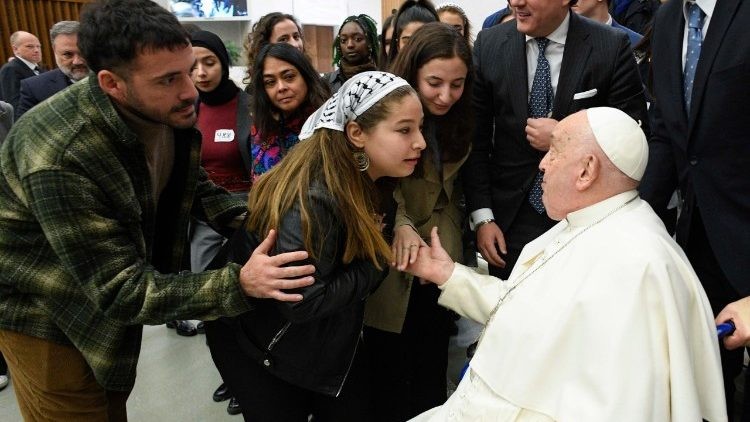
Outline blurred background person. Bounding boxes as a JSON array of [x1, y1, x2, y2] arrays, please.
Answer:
[[0, 100, 10, 392], [380, 12, 396, 65], [17, 21, 90, 118], [387, 0, 439, 66], [325, 14, 380, 92], [365, 22, 473, 422], [243, 12, 305, 90], [436, 3, 472, 45], [0, 31, 45, 110], [573, 0, 642, 47]]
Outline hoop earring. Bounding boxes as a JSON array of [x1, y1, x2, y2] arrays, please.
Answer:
[[353, 150, 370, 172]]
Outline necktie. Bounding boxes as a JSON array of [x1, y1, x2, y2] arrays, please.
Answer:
[[33, 66, 40, 75], [683, 2, 705, 113], [528, 38, 553, 214]]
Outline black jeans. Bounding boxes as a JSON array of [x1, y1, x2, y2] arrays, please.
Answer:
[[364, 281, 453, 422]]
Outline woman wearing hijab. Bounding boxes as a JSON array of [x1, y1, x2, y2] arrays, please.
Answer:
[[324, 14, 380, 92], [205, 71, 426, 421]]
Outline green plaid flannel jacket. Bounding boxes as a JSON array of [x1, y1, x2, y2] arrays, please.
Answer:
[[0, 77, 251, 391]]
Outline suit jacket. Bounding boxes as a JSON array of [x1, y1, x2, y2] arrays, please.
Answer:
[[612, 18, 643, 48], [464, 12, 647, 233], [639, 0, 750, 295], [0, 58, 43, 110], [17, 68, 72, 118], [0, 101, 12, 144]]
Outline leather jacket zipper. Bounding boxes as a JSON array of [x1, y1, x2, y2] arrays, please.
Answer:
[[267, 322, 291, 351], [335, 326, 363, 397]]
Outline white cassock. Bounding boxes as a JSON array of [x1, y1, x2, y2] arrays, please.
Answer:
[[411, 191, 727, 422]]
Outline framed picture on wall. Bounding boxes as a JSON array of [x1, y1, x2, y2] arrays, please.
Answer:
[[170, 0, 249, 20]]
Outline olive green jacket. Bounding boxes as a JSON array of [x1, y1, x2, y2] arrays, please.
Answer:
[[0, 77, 250, 391], [364, 150, 469, 333]]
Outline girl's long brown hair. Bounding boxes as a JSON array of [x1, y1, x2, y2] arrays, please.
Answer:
[[246, 85, 417, 268]]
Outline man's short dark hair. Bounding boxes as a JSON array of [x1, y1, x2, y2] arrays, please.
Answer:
[[78, 0, 190, 74]]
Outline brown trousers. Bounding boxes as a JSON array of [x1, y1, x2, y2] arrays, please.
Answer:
[[0, 330, 129, 422]]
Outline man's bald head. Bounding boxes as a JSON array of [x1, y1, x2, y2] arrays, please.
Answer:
[[10, 31, 42, 64], [539, 108, 646, 220]]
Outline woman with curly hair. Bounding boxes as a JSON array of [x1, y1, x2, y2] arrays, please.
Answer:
[[243, 12, 305, 87], [324, 14, 380, 92]]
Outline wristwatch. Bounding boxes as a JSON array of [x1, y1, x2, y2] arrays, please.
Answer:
[[474, 218, 495, 229]]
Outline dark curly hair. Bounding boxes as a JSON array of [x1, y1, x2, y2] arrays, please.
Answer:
[[79, 0, 189, 74]]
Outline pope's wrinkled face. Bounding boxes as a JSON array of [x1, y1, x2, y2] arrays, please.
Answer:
[[539, 115, 585, 220]]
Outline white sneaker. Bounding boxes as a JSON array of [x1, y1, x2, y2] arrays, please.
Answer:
[[0, 374, 8, 391]]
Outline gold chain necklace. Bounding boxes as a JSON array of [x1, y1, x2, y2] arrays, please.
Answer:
[[476, 194, 638, 347]]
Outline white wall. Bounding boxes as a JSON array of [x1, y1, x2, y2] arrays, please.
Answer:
[[156, 0, 509, 63]]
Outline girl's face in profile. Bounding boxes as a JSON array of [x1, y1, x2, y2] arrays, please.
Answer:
[[350, 93, 426, 180]]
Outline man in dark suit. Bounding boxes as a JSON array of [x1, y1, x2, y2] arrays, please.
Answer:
[[573, 0, 643, 47], [0, 31, 45, 109], [639, 0, 750, 418], [465, 0, 647, 279], [17, 21, 90, 118]]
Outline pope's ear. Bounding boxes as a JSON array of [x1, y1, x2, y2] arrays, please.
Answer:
[[345, 121, 366, 148], [576, 154, 599, 191]]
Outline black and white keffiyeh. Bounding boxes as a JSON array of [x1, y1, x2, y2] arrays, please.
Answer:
[[299, 71, 410, 140]]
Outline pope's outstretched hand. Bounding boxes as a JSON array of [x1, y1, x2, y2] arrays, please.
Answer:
[[403, 227, 455, 286]]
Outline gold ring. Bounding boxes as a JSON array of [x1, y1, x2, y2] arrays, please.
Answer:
[[409, 244, 418, 247]]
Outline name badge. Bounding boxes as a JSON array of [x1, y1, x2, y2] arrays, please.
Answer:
[[214, 129, 235, 142]]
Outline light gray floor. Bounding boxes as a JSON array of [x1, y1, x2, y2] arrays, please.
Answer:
[[0, 322, 237, 422], [0, 318, 480, 422]]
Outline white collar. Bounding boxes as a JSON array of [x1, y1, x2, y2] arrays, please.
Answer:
[[525, 11, 570, 46], [15, 56, 38, 71], [606, 14, 613, 26], [683, 0, 716, 21], [564, 190, 640, 228]]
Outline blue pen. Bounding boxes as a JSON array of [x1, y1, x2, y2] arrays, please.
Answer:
[[717, 321, 736, 339]]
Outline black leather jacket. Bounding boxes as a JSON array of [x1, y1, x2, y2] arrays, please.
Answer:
[[226, 185, 386, 396]]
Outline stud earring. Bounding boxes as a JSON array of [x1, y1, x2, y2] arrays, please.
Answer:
[[353, 150, 370, 172]]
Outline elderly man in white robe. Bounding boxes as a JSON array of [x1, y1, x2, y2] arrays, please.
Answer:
[[405, 107, 727, 421]]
